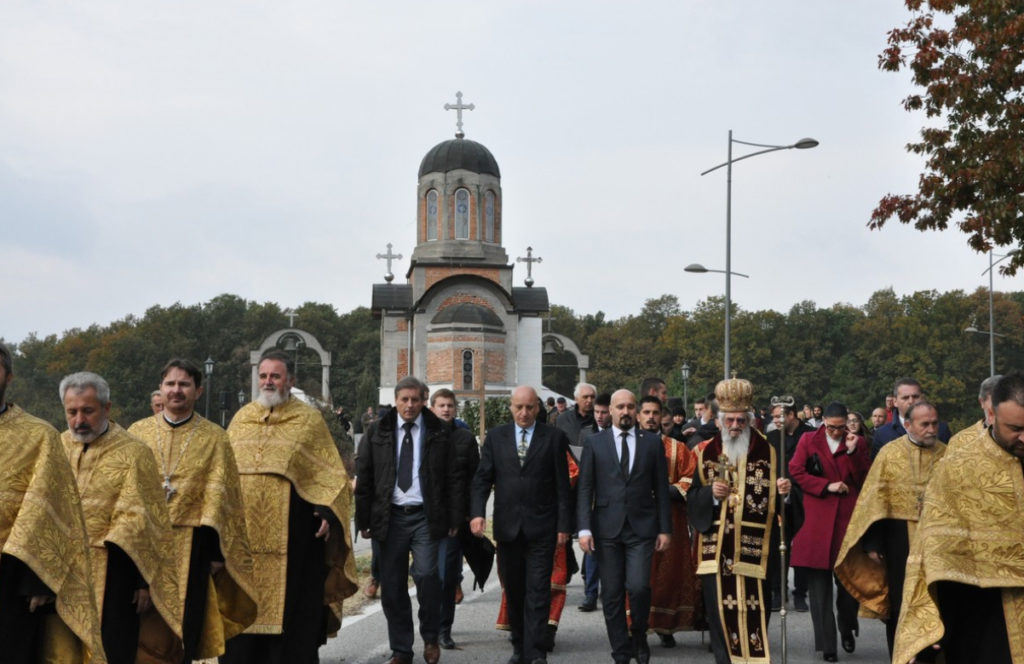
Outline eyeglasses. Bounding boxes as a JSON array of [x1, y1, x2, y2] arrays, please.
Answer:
[[824, 424, 848, 433], [724, 416, 748, 425]]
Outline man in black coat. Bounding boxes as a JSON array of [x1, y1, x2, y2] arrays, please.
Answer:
[[356, 376, 461, 664], [577, 389, 672, 664], [871, 377, 953, 458], [471, 385, 572, 664]]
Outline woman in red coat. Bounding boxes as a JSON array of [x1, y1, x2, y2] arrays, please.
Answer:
[[789, 402, 870, 662]]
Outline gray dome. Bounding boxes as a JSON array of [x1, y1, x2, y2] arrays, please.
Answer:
[[431, 302, 503, 327], [419, 138, 500, 178]]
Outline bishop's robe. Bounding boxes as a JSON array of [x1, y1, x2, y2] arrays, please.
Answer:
[[128, 413, 257, 660], [647, 434, 702, 634], [61, 423, 182, 664], [893, 425, 1024, 664], [223, 396, 357, 661], [0, 404, 106, 663], [688, 432, 776, 664]]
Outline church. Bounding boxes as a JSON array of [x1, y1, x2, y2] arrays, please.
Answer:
[[370, 96, 551, 406]]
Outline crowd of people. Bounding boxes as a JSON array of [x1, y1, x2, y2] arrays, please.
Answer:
[[0, 344, 356, 664], [4, 337, 1023, 664]]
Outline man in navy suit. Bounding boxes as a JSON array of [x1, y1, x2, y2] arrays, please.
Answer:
[[577, 389, 672, 664], [872, 377, 952, 458], [471, 385, 572, 664]]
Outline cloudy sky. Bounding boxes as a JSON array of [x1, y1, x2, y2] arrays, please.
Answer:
[[2, 1, 1015, 344]]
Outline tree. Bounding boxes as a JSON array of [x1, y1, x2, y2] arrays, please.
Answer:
[[870, 1, 1024, 273]]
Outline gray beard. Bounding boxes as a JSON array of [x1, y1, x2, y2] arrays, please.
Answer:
[[257, 388, 288, 409], [721, 428, 751, 464]]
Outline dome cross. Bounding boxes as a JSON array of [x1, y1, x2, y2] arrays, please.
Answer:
[[444, 91, 475, 138]]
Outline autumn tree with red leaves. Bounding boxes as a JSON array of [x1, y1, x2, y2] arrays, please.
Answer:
[[871, 1, 1024, 274]]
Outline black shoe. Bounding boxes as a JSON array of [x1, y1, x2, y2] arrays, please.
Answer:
[[439, 631, 456, 650], [632, 633, 650, 664], [658, 633, 676, 648], [578, 596, 598, 612], [841, 631, 855, 653], [824, 654, 838, 662], [793, 595, 809, 612]]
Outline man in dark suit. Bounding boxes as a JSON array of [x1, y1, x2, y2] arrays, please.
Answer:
[[871, 377, 952, 458], [356, 376, 461, 664], [471, 385, 572, 664], [577, 389, 672, 664]]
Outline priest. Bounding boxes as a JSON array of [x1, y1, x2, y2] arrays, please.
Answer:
[[688, 375, 790, 664], [834, 401, 946, 660], [222, 350, 358, 663], [59, 371, 182, 664], [894, 372, 1024, 664], [128, 358, 257, 661], [0, 344, 105, 663]]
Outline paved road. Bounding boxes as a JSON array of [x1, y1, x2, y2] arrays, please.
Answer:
[[319, 545, 889, 664]]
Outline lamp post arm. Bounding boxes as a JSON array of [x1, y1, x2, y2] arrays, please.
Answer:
[[701, 144, 796, 176]]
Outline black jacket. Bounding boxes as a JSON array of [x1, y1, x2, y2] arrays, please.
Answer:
[[355, 407, 461, 541], [471, 421, 572, 542], [447, 422, 480, 519]]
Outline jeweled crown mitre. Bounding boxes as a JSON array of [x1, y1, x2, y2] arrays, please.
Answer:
[[715, 373, 753, 412]]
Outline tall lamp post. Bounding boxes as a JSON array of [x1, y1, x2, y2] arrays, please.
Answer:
[[970, 250, 1018, 376], [680, 362, 691, 413], [699, 131, 818, 379], [204, 356, 214, 418]]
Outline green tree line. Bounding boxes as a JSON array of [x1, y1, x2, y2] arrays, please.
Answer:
[[4, 287, 1021, 434]]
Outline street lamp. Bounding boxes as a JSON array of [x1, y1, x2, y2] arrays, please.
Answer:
[[204, 356, 214, 418], [684, 263, 750, 379], [680, 362, 691, 413], [976, 250, 1018, 376], [238, 389, 246, 406], [700, 130, 818, 379]]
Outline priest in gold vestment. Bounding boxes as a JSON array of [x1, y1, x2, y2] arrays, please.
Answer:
[[893, 373, 1024, 664], [946, 374, 1000, 451], [222, 350, 357, 664], [688, 376, 790, 664], [0, 346, 106, 663], [834, 401, 945, 661], [128, 359, 256, 662], [59, 372, 182, 664]]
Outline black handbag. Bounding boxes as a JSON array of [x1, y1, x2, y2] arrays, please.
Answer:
[[806, 452, 825, 477]]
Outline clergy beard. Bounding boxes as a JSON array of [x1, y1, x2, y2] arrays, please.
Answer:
[[71, 419, 108, 445], [257, 387, 289, 409], [722, 427, 750, 464]]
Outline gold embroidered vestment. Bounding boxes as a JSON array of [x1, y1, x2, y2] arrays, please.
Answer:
[[0, 405, 106, 663], [893, 426, 1024, 664], [128, 414, 257, 657], [227, 397, 357, 636]]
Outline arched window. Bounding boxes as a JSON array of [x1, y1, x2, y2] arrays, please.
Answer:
[[426, 190, 439, 241], [484, 191, 495, 243], [455, 188, 470, 239], [462, 349, 474, 390]]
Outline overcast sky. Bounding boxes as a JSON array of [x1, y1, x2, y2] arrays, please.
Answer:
[[2, 1, 1016, 344]]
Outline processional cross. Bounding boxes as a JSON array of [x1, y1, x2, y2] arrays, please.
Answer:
[[376, 242, 403, 283], [516, 246, 543, 287], [444, 91, 475, 138]]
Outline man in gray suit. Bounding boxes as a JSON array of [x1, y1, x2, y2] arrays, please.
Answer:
[[577, 389, 672, 664]]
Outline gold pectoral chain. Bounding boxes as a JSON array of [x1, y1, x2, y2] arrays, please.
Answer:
[[156, 417, 201, 501]]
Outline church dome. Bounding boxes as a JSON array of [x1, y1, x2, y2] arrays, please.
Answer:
[[431, 302, 504, 328], [419, 138, 500, 178]]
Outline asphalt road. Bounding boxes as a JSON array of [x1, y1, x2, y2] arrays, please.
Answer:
[[318, 545, 890, 664]]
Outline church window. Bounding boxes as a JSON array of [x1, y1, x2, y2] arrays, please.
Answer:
[[455, 188, 470, 239], [484, 191, 495, 243], [426, 190, 439, 241], [462, 349, 474, 390]]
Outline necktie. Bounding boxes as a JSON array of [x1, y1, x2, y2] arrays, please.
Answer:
[[518, 428, 529, 465], [620, 431, 630, 477], [397, 421, 414, 492]]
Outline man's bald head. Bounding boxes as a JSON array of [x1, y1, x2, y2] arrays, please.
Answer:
[[610, 389, 637, 430], [510, 385, 540, 429]]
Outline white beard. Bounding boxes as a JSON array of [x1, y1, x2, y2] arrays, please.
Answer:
[[257, 388, 289, 408], [721, 427, 751, 465]]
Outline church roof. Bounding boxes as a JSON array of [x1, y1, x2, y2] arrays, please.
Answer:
[[511, 287, 549, 313], [419, 137, 500, 178], [431, 302, 504, 327]]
